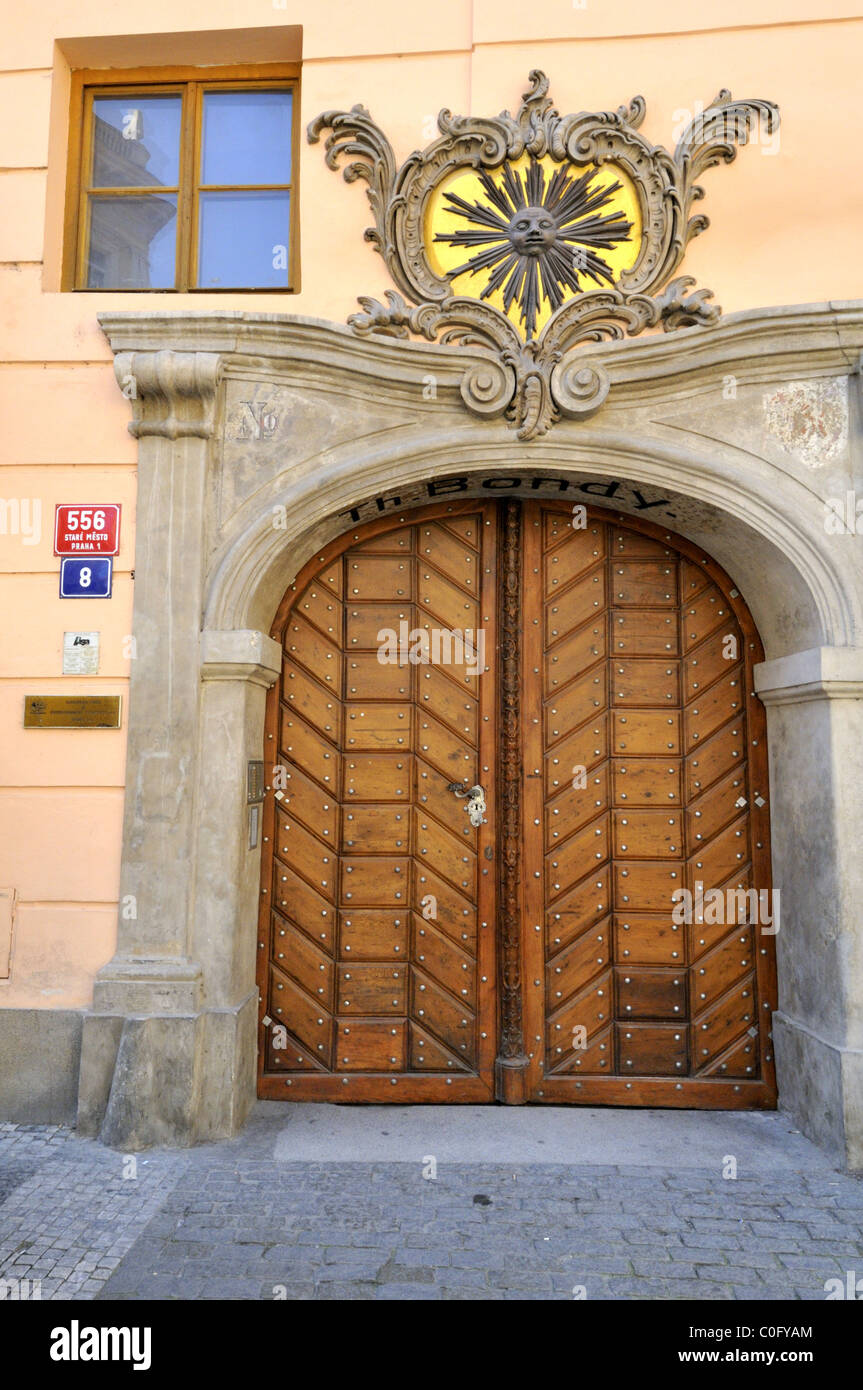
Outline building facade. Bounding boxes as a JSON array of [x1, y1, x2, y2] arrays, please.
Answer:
[[2, 2, 862, 1168]]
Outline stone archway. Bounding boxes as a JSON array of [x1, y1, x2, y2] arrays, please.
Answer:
[[80, 306, 863, 1168]]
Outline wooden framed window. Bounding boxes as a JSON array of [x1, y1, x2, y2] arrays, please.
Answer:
[[65, 66, 300, 291]]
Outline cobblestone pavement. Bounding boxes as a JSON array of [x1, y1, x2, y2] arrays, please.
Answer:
[[1, 1108, 862, 1301], [0, 1123, 185, 1300]]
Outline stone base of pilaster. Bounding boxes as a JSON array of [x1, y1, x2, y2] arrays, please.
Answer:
[[76, 991, 258, 1150]]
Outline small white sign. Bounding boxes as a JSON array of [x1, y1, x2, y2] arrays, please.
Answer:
[[63, 631, 100, 675]]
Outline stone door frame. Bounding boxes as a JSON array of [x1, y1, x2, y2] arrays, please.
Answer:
[[79, 303, 863, 1167]]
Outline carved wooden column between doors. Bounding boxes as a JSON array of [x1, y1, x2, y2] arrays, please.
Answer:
[[495, 498, 529, 1102]]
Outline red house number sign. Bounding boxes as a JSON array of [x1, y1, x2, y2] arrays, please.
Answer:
[[54, 505, 121, 556]]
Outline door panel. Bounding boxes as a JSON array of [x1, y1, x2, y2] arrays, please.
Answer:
[[522, 501, 777, 1108], [258, 497, 777, 1109], [258, 501, 497, 1100]]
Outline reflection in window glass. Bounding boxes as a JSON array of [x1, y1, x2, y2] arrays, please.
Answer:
[[201, 90, 292, 186], [91, 96, 182, 188], [86, 195, 177, 288], [197, 190, 290, 288]]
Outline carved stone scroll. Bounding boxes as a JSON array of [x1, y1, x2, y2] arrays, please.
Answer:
[[310, 71, 779, 436]]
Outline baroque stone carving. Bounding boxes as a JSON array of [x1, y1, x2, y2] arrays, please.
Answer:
[[309, 71, 778, 438], [113, 349, 223, 440]]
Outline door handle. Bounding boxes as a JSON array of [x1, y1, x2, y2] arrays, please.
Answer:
[[447, 781, 487, 827]]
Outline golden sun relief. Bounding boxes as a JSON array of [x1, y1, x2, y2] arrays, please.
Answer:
[[427, 154, 641, 339]]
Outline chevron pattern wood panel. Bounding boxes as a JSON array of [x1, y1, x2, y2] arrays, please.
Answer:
[[257, 502, 498, 1100], [258, 498, 777, 1108], [522, 502, 777, 1107]]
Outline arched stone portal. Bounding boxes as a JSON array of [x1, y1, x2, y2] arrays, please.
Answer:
[[79, 305, 863, 1169]]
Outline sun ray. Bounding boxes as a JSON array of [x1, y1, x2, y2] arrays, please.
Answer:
[[500, 163, 527, 213], [525, 159, 546, 208], [477, 167, 519, 220], [559, 211, 633, 249], [440, 229, 511, 248], [552, 171, 621, 225], [438, 192, 510, 232], [538, 256, 566, 315], [545, 167, 596, 221], [484, 250, 520, 298], [544, 241, 583, 296], [448, 241, 516, 280], [502, 257, 529, 317]]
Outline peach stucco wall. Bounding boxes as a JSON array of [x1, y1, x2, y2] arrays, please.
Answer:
[[1, 1, 862, 1007]]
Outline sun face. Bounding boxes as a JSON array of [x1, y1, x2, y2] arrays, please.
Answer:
[[509, 206, 557, 256], [429, 155, 637, 339]]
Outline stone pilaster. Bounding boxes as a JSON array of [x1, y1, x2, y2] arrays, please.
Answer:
[[92, 350, 222, 1018], [755, 647, 863, 1170], [79, 350, 242, 1148]]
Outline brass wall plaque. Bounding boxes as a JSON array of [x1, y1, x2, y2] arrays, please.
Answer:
[[24, 695, 122, 729], [247, 760, 265, 804]]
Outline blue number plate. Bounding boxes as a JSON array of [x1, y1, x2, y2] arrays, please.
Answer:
[[59, 557, 113, 598]]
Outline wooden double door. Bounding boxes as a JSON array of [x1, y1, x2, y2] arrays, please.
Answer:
[[257, 498, 777, 1108]]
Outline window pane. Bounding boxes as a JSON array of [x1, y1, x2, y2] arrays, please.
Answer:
[[201, 90, 292, 186], [197, 191, 290, 288], [85, 194, 177, 288], [91, 95, 181, 188]]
